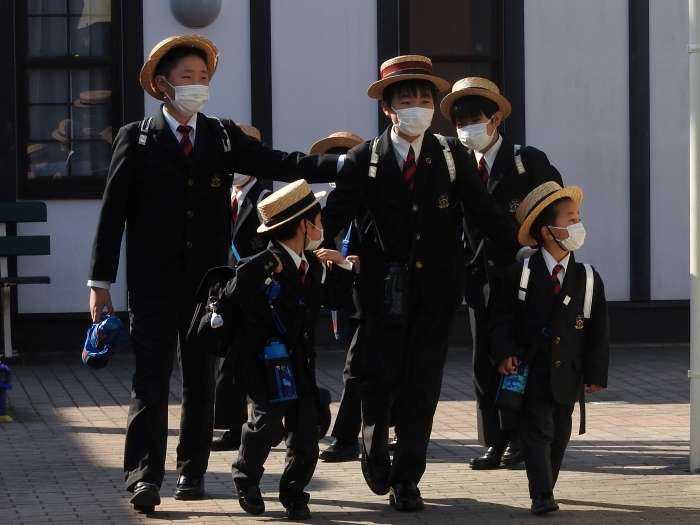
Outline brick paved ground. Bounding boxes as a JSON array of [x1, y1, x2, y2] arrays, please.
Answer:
[[0, 344, 698, 524]]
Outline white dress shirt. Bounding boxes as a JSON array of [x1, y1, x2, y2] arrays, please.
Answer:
[[390, 126, 425, 169], [474, 134, 503, 176], [541, 247, 570, 287]]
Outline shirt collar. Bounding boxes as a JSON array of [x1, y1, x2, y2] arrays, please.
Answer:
[[541, 247, 570, 277], [162, 106, 197, 138], [474, 133, 503, 173], [276, 241, 308, 270], [390, 126, 425, 166]]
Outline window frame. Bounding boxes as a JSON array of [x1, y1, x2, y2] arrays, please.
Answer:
[[16, 0, 125, 200]]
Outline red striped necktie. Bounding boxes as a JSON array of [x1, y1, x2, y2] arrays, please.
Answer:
[[230, 193, 239, 227], [178, 125, 193, 156], [477, 156, 488, 186], [551, 264, 564, 295], [403, 146, 417, 191], [299, 260, 308, 284]]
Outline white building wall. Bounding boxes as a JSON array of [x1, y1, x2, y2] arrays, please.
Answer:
[[17, 0, 251, 314], [650, 0, 689, 300], [524, 0, 630, 301], [270, 0, 377, 157]]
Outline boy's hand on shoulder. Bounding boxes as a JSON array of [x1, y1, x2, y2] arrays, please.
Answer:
[[314, 248, 345, 265], [586, 384, 605, 394], [498, 356, 520, 375]]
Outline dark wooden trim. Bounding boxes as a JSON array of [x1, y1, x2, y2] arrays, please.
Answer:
[[119, 0, 144, 126], [250, 0, 272, 148], [501, 0, 525, 144], [629, 0, 651, 301], [376, 0, 400, 133]]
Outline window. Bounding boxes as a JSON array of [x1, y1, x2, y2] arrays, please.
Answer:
[[17, 0, 123, 199], [400, 0, 502, 135]]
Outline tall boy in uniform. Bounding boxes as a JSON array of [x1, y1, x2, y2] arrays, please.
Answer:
[[489, 182, 609, 515], [323, 55, 522, 511], [87, 35, 340, 513], [441, 77, 563, 469]]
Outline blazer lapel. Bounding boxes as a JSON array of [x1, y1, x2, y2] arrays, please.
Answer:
[[151, 106, 188, 161], [271, 242, 304, 298], [488, 137, 512, 195], [412, 132, 437, 203], [232, 193, 256, 239], [550, 252, 578, 322], [377, 127, 411, 201]]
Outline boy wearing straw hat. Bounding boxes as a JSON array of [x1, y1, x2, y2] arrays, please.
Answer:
[[323, 55, 521, 511], [490, 182, 609, 515], [87, 35, 340, 512], [224, 180, 352, 519], [211, 124, 271, 453], [441, 77, 563, 470]]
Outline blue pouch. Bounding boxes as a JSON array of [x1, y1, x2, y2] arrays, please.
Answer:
[[262, 339, 298, 403], [81, 314, 126, 369], [495, 362, 529, 411]]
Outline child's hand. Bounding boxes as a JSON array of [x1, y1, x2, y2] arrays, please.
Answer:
[[346, 255, 361, 273], [585, 384, 604, 394], [314, 248, 345, 265], [497, 356, 520, 375]]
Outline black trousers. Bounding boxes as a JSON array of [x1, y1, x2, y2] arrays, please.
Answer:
[[330, 326, 363, 442], [123, 293, 217, 491], [213, 347, 248, 438], [519, 357, 574, 498], [469, 305, 517, 449], [361, 306, 453, 485], [232, 391, 319, 505]]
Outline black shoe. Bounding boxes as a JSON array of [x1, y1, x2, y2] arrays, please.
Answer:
[[236, 485, 265, 515], [469, 446, 504, 470], [360, 439, 390, 495], [531, 494, 559, 516], [285, 500, 311, 520], [129, 482, 160, 513], [211, 430, 241, 451], [173, 475, 205, 500], [501, 441, 524, 467], [389, 482, 424, 512], [387, 436, 398, 452], [319, 438, 359, 462]]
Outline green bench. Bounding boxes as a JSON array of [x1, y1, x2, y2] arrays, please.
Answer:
[[0, 202, 50, 359]]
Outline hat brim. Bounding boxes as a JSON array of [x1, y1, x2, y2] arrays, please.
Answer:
[[140, 35, 219, 100], [51, 130, 69, 144], [257, 191, 327, 233], [309, 136, 364, 155], [440, 87, 512, 121], [518, 186, 583, 246], [368, 74, 451, 100]]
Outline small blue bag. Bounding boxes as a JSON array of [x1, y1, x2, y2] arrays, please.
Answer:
[[82, 314, 126, 369], [262, 339, 298, 403], [495, 362, 529, 411]]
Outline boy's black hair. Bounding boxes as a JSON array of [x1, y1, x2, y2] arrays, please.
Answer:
[[450, 95, 499, 124], [529, 197, 572, 245], [325, 146, 351, 154], [381, 79, 439, 107], [268, 203, 322, 242], [155, 46, 209, 79]]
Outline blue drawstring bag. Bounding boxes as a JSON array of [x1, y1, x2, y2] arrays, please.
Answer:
[[82, 314, 126, 369], [495, 362, 529, 411]]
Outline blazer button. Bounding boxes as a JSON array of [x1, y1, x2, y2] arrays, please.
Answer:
[[416, 233, 421, 241], [554, 360, 562, 368], [187, 210, 194, 218], [186, 241, 193, 249], [412, 204, 419, 212], [415, 261, 423, 269], [187, 178, 194, 187], [553, 336, 561, 345]]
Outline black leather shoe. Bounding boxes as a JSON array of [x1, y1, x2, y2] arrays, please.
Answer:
[[469, 446, 504, 470], [501, 441, 525, 467], [211, 430, 241, 451], [319, 438, 359, 462], [531, 494, 559, 516], [387, 436, 398, 452], [389, 482, 424, 512], [129, 482, 160, 513], [360, 440, 390, 495], [173, 475, 205, 500], [236, 485, 265, 515], [285, 500, 311, 520]]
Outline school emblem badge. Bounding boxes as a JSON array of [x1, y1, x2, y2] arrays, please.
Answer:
[[509, 199, 521, 213], [210, 175, 222, 188], [575, 314, 585, 330], [438, 194, 450, 209]]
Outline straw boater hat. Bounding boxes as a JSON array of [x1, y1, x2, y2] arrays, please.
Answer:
[[516, 181, 583, 246], [309, 131, 364, 155], [139, 35, 219, 100], [238, 124, 262, 141], [367, 55, 450, 99], [440, 77, 512, 121], [51, 119, 71, 145], [74, 90, 111, 108], [257, 180, 326, 233]]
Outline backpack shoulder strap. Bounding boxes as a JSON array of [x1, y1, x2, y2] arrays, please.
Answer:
[[514, 144, 527, 175], [583, 263, 594, 319], [137, 117, 153, 147], [368, 137, 380, 179], [204, 115, 232, 153], [433, 134, 456, 183], [518, 257, 532, 302]]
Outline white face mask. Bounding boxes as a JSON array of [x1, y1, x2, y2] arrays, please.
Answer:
[[232, 173, 252, 187], [548, 222, 586, 252], [392, 107, 434, 136], [162, 78, 209, 116], [457, 122, 493, 152], [304, 221, 324, 251]]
